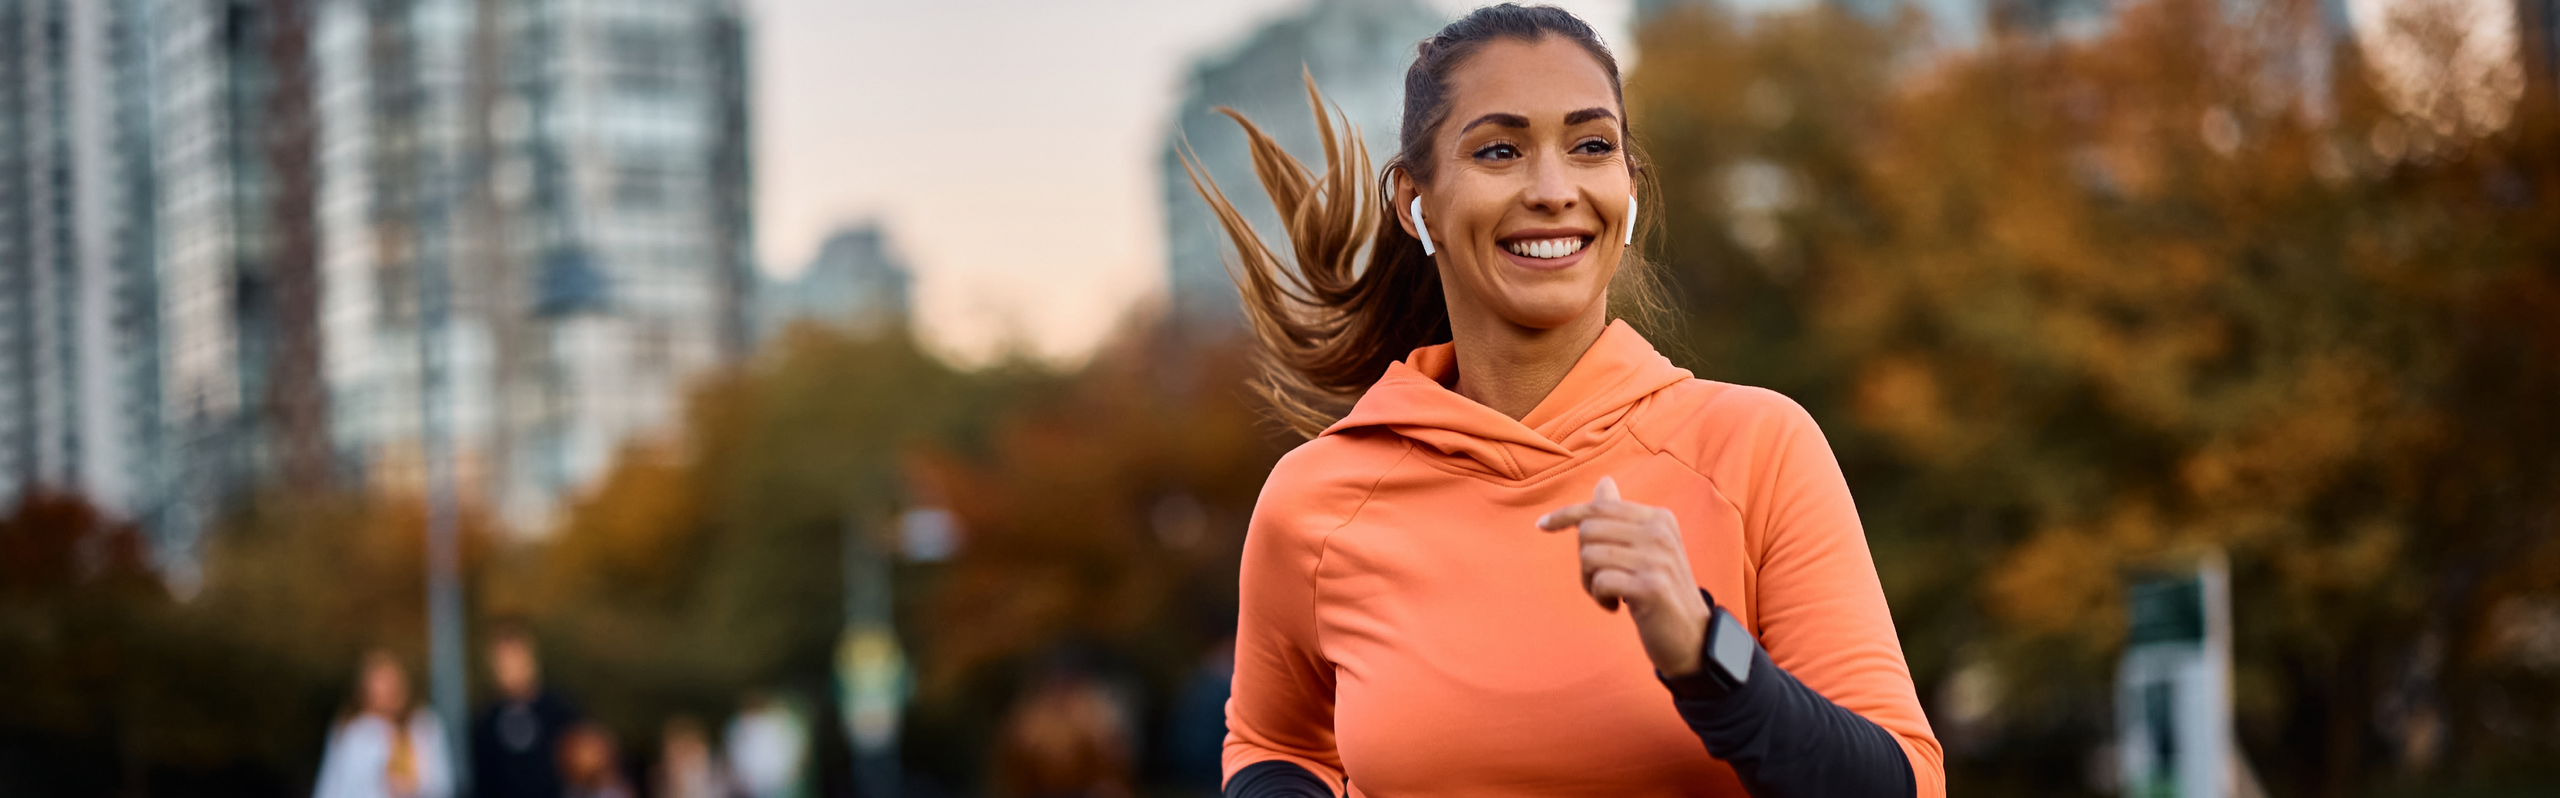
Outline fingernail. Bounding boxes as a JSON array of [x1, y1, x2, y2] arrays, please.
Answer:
[[1535, 514, 1550, 527]]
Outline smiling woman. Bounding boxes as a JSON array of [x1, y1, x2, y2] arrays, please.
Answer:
[[1185, 4, 1943, 798]]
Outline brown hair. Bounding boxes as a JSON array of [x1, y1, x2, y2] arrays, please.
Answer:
[[1180, 3, 1663, 438], [340, 648, 412, 724]]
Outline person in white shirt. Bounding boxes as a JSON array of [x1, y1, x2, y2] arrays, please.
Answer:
[[314, 650, 453, 798], [725, 693, 807, 798]]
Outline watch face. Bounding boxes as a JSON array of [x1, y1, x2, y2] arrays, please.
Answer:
[[1710, 609, 1754, 685]]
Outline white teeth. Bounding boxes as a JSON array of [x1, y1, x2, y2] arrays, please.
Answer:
[[1504, 237, 1586, 259]]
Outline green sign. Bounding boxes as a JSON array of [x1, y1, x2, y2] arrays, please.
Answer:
[[2128, 576, 2205, 646]]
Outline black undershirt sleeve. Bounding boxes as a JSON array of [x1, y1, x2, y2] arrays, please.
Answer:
[[1223, 759, 1334, 798], [1659, 593, 1918, 798]]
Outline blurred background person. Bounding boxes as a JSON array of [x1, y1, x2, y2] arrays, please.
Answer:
[[1157, 638, 1233, 795], [724, 692, 809, 798], [472, 623, 583, 798], [653, 716, 733, 798], [313, 650, 453, 798], [557, 723, 635, 798], [992, 657, 1136, 798]]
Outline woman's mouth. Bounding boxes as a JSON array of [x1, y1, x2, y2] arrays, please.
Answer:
[[1502, 236, 1589, 260]]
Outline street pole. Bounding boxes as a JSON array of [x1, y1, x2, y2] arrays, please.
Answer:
[[420, 147, 471, 793], [842, 503, 905, 797], [416, 0, 505, 790]]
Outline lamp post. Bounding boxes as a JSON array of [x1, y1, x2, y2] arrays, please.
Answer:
[[416, 0, 506, 791], [842, 502, 916, 797]]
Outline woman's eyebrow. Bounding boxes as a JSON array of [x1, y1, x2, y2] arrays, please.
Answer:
[[1458, 112, 1532, 135], [1564, 107, 1617, 126], [1458, 108, 1618, 136]]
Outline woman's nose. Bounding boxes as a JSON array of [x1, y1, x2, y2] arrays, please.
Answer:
[[1524, 154, 1578, 214]]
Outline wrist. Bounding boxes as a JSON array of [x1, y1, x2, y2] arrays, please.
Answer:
[[1657, 590, 1712, 677], [1660, 641, 1703, 679], [1660, 589, 1753, 702]]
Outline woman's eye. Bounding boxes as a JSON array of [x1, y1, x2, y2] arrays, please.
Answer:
[[1574, 138, 1618, 155], [1473, 143, 1521, 160]]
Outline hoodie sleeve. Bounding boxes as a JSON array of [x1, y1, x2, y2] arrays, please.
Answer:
[[1222, 447, 1363, 797], [1659, 590, 1917, 797], [1723, 388, 1945, 798]]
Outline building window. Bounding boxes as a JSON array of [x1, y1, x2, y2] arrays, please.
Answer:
[[605, 24, 680, 96], [614, 165, 669, 210]]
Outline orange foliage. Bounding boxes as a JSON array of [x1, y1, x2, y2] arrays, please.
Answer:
[[1631, 1, 2560, 790]]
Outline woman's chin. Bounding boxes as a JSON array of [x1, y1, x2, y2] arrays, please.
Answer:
[[1488, 294, 1610, 331]]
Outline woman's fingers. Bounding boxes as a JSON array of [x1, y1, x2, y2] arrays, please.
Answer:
[[1569, 519, 1676, 558], [1578, 541, 1674, 611], [1542, 476, 1690, 616], [1537, 499, 1651, 531], [1588, 567, 1646, 612], [1537, 475, 1632, 529], [1536, 502, 1600, 530], [1578, 540, 1650, 571]]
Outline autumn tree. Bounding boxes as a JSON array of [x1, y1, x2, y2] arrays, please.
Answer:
[[1630, 2, 2560, 794], [510, 320, 1288, 791]]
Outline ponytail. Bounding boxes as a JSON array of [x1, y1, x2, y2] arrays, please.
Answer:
[[1179, 77, 1447, 438]]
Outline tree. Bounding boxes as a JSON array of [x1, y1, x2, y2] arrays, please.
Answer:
[[1629, 2, 2560, 794], [492, 325, 1031, 740]]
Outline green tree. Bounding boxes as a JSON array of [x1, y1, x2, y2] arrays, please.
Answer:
[[494, 326, 1033, 738]]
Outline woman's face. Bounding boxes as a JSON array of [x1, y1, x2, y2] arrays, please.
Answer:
[[1398, 36, 1634, 333], [363, 658, 408, 716]]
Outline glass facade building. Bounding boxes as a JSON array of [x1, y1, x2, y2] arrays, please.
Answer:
[[312, 0, 752, 531], [756, 221, 912, 344], [4, 0, 754, 558], [1, 0, 170, 550]]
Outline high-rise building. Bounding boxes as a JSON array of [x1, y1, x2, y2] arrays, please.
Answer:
[[1160, 0, 1448, 330], [0, 0, 82, 511], [149, 0, 334, 571], [5, 0, 754, 554], [758, 222, 913, 342], [312, 0, 753, 531], [1, 0, 172, 540]]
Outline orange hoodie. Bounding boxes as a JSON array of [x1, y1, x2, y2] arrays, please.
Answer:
[[1224, 321, 1944, 797]]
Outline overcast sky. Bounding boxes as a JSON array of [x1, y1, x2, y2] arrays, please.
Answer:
[[748, 0, 1633, 364]]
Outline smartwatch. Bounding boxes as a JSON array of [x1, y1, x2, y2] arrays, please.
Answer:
[[1662, 590, 1755, 701]]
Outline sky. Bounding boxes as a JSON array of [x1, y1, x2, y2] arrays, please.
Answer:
[[749, 0, 1633, 365]]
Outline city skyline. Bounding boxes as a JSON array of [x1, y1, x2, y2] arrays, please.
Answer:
[[749, 0, 1635, 364], [9, 0, 2493, 543], [3, 0, 762, 551]]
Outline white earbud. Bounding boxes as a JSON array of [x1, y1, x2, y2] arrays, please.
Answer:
[[1410, 196, 1435, 256], [1624, 194, 1638, 246]]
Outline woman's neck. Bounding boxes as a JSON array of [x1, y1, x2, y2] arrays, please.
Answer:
[[1448, 307, 1609, 421]]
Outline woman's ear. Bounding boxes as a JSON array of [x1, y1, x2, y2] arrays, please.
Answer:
[[1390, 168, 1419, 240]]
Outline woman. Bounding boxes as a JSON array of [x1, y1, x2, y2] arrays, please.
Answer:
[[654, 716, 734, 798], [558, 723, 636, 798], [1190, 5, 1943, 797], [314, 651, 454, 798]]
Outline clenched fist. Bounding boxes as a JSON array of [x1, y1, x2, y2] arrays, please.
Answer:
[[1537, 476, 1713, 678]]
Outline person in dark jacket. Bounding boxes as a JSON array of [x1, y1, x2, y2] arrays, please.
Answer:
[[471, 623, 582, 798]]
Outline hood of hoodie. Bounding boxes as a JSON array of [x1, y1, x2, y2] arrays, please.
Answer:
[[1321, 320, 1693, 481]]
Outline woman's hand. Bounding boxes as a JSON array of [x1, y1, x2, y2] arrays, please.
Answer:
[[1538, 476, 1713, 677]]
